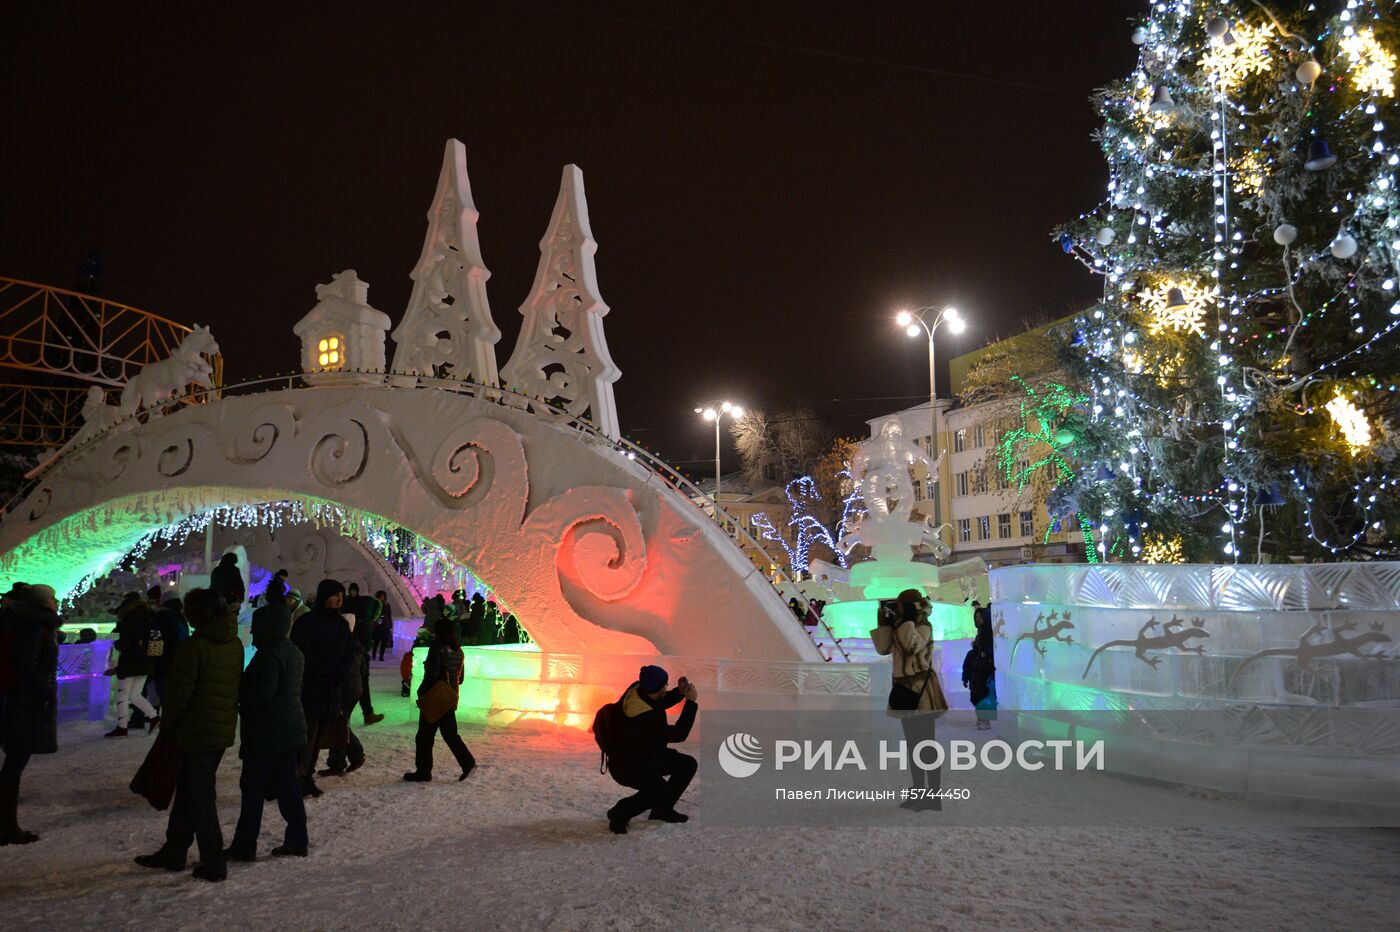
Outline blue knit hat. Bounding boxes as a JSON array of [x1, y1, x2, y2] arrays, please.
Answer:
[[638, 664, 668, 693]]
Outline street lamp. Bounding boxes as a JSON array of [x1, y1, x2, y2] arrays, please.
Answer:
[[695, 400, 744, 513], [895, 304, 967, 531]]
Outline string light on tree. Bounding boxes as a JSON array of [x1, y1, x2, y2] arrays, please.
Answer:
[[1050, 0, 1399, 563]]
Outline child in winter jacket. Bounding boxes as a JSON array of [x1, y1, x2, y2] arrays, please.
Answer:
[[399, 650, 413, 698]]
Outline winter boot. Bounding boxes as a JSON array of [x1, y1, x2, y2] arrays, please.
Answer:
[[648, 809, 689, 823], [363, 712, 385, 726], [104, 726, 128, 738], [192, 863, 227, 882], [402, 771, 431, 782], [271, 844, 308, 857], [0, 782, 39, 845], [134, 848, 186, 871], [606, 805, 629, 835]]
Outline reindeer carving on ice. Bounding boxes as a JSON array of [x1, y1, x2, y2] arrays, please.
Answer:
[[118, 325, 219, 416]]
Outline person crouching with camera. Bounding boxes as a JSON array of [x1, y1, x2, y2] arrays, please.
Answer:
[[872, 588, 948, 811]]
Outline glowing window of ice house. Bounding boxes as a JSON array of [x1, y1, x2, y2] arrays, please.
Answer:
[[317, 336, 343, 369]]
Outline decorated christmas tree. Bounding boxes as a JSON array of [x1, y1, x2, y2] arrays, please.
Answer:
[[1050, 0, 1399, 563]]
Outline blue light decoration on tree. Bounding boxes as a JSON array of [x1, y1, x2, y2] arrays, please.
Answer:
[[749, 476, 849, 577], [1052, 0, 1399, 563]]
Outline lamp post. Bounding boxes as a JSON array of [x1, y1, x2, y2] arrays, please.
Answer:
[[895, 305, 966, 532], [695, 401, 744, 519]]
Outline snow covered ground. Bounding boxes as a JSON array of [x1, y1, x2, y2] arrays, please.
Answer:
[[3, 664, 1398, 931]]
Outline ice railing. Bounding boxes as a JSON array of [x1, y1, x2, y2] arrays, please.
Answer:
[[2, 369, 851, 662], [991, 562, 1400, 612]]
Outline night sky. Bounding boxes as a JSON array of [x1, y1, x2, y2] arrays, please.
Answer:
[[4, 2, 1138, 475]]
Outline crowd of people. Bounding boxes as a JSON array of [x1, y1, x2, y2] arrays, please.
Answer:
[[0, 560, 999, 874], [0, 559, 505, 877]]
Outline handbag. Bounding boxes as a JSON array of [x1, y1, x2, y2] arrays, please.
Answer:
[[129, 731, 182, 811], [318, 716, 350, 750], [888, 666, 935, 711], [417, 680, 456, 725]]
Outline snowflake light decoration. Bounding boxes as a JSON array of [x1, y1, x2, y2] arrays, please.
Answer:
[[1325, 392, 1372, 453], [1230, 150, 1267, 198], [1141, 535, 1185, 564], [1340, 27, 1396, 98], [1200, 20, 1275, 92], [1138, 280, 1213, 337]]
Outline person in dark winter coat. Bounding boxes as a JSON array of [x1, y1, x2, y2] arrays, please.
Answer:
[[962, 602, 997, 731], [226, 587, 309, 860], [209, 552, 245, 606], [372, 591, 393, 661], [343, 584, 383, 725], [0, 583, 60, 845], [106, 599, 159, 737], [135, 588, 243, 881], [290, 579, 353, 798], [403, 619, 476, 783], [605, 664, 698, 834], [320, 637, 367, 778], [463, 592, 484, 645], [150, 597, 190, 713]]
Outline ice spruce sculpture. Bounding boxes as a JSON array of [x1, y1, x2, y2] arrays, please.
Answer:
[[814, 419, 986, 642]]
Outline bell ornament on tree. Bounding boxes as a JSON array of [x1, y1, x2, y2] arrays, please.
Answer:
[[1163, 287, 1189, 312], [1149, 85, 1175, 111], [1096, 227, 1116, 245], [1296, 60, 1322, 85], [1131, 26, 1148, 45], [1273, 223, 1298, 246], [1304, 139, 1337, 171], [1206, 16, 1230, 40]]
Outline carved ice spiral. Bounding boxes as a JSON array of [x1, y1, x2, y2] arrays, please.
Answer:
[[230, 404, 296, 464], [526, 487, 647, 603], [157, 438, 194, 477], [311, 418, 369, 486]]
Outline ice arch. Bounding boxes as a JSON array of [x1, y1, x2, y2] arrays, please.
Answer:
[[0, 382, 820, 662]]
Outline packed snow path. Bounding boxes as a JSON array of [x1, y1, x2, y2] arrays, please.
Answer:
[[2, 665, 1397, 931]]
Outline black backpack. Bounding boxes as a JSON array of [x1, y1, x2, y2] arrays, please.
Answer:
[[591, 697, 627, 774]]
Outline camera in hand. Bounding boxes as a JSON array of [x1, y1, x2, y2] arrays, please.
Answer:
[[877, 598, 900, 626]]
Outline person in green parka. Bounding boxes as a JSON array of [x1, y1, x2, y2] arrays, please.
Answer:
[[226, 583, 308, 861], [134, 588, 243, 882]]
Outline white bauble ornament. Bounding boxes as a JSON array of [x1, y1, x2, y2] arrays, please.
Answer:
[[1273, 223, 1298, 246], [1131, 26, 1147, 45], [1206, 17, 1230, 39], [1096, 227, 1116, 246], [1296, 60, 1322, 85], [1330, 233, 1358, 259]]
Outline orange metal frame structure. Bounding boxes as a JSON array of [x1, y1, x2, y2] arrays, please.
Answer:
[[0, 277, 222, 447]]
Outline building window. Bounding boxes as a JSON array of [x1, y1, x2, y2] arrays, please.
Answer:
[[317, 336, 343, 369], [977, 516, 991, 540], [958, 519, 971, 543], [998, 513, 1012, 539], [1020, 510, 1034, 537], [994, 466, 1008, 491], [954, 429, 967, 452], [973, 470, 987, 496], [972, 425, 984, 448], [956, 471, 968, 496], [912, 473, 924, 502]]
